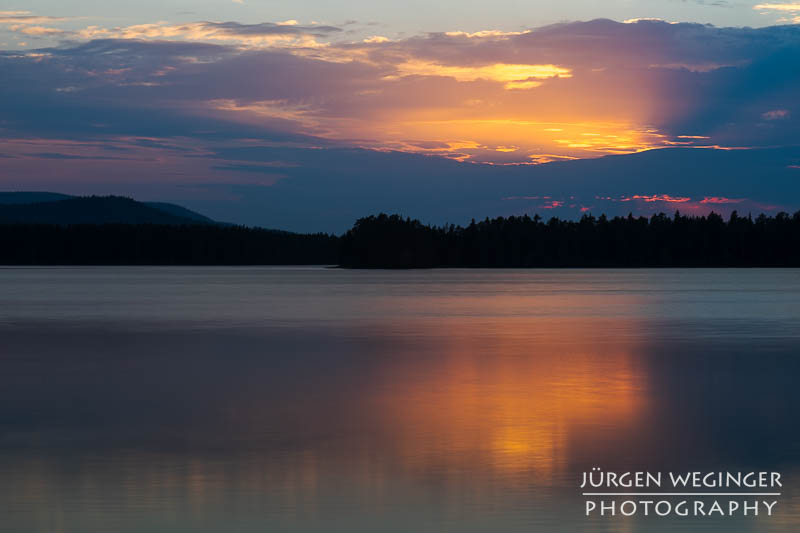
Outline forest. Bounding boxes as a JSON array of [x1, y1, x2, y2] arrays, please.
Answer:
[[1, 210, 800, 267], [0, 224, 339, 265], [338, 211, 800, 268]]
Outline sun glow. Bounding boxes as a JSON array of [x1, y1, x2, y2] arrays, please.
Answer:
[[351, 118, 669, 163], [210, 93, 671, 163], [388, 60, 572, 89]]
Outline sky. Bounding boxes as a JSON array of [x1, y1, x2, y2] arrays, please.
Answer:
[[0, 1, 799, 231]]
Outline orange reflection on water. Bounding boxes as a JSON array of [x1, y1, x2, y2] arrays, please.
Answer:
[[369, 315, 648, 481]]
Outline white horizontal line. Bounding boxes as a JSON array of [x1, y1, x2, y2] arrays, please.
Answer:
[[582, 493, 782, 497]]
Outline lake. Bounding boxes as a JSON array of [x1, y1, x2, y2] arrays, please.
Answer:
[[1, 267, 800, 532]]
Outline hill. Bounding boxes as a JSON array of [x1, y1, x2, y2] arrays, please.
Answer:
[[0, 192, 217, 225], [0, 192, 73, 205], [0, 195, 213, 225], [141, 202, 216, 224], [0, 193, 339, 264]]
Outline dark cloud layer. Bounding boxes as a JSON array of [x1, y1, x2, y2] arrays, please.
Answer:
[[201, 21, 342, 37]]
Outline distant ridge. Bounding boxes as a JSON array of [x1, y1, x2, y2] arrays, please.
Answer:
[[141, 202, 216, 224], [0, 195, 214, 225], [0, 192, 73, 205], [0, 193, 217, 226]]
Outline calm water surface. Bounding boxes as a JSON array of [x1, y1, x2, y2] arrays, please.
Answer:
[[1, 267, 800, 532]]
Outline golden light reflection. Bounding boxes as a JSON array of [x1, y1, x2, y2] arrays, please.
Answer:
[[368, 314, 648, 481]]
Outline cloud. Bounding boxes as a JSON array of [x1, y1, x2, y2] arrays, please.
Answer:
[[76, 20, 342, 47], [444, 30, 531, 38], [386, 60, 572, 89], [8, 25, 67, 36], [0, 11, 72, 40], [700, 196, 745, 204], [763, 109, 791, 120], [754, 3, 800, 11], [623, 18, 673, 24], [363, 35, 390, 43], [754, 3, 800, 22], [624, 194, 692, 203], [0, 12, 68, 24]]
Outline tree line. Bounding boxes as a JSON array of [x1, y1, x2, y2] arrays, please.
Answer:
[[0, 224, 339, 265], [1, 210, 800, 267], [338, 211, 800, 268]]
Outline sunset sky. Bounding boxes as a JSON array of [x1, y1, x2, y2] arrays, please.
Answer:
[[1, 1, 799, 231]]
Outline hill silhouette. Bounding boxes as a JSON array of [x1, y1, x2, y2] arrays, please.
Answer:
[[0, 192, 74, 205], [141, 201, 216, 224], [0, 192, 218, 225], [0, 195, 213, 225]]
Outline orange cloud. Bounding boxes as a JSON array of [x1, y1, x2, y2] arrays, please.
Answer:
[[8, 24, 65, 36], [621, 195, 691, 203], [754, 3, 800, 11], [528, 154, 579, 164], [753, 3, 800, 22], [387, 60, 572, 89]]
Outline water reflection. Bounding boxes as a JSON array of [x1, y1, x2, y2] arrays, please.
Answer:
[[1, 268, 800, 532], [368, 317, 647, 482]]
